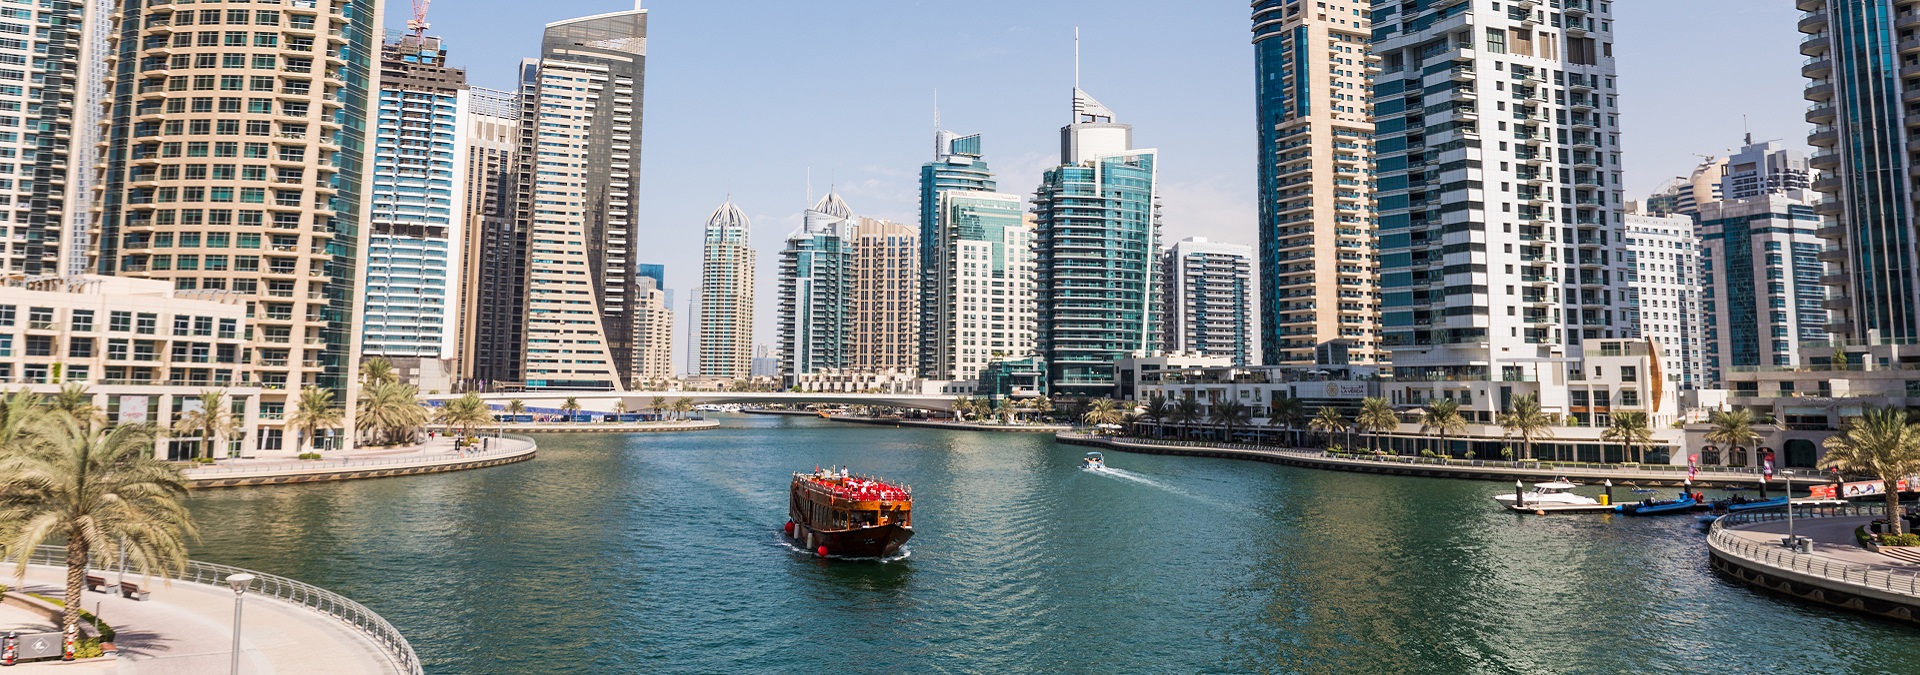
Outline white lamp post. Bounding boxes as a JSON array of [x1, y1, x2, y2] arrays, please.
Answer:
[[225, 573, 255, 675], [1784, 470, 1796, 550]]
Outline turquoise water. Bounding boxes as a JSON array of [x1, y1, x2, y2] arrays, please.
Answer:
[[186, 414, 1920, 674]]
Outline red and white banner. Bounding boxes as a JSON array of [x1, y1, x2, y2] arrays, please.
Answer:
[[1808, 477, 1916, 499]]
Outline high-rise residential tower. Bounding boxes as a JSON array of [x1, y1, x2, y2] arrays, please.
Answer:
[[1624, 214, 1705, 390], [777, 192, 851, 378], [0, 0, 84, 276], [917, 130, 995, 375], [1031, 88, 1160, 398], [699, 201, 754, 378], [926, 190, 1033, 382], [1642, 156, 1727, 219], [95, 0, 381, 448], [1161, 237, 1257, 366], [847, 217, 918, 373], [632, 274, 673, 386], [1722, 138, 1812, 201], [458, 86, 521, 388], [69, 0, 115, 276], [1251, 0, 1381, 366], [1372, 0, 1625, 421], [1800, 1, 1916, 343], [362, 33, 468, 388], [1696, 195, 1829, 386]]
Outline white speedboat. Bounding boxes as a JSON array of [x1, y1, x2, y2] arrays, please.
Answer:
[[1081, 452, 1105, 470], [1493, 480, 1599, 507]]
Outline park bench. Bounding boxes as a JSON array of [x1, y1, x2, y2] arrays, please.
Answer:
[[118, 580, 149, 601], [85, 573, 110, 593]]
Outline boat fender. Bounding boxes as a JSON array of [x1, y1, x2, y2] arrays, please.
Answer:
[[816, 545, 829, 557], [784, 521, 795, 535], [1534, 509, 1545, 516], [1693, 492, 1704, 503]]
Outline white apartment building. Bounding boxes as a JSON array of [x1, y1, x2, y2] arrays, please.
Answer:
[[1623, 213, 1705, 390], [1160, 237, 1256, 366], [925, 190, 1034, 382]]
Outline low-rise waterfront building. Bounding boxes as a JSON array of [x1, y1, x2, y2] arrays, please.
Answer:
[[0, 276, 264, 459]]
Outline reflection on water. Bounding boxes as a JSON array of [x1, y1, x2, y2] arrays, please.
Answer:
[[185, 415, 1920, 674]]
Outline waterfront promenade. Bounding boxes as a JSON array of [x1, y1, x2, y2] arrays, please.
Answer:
[[1060, 433, 1772, 486], [184, 435, 536, 488], [826, 415, 1070, 433], [1709, 507, 1920, 623], [4, 557, 410, 673]]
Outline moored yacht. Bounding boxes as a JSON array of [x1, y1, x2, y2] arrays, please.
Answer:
[[1492, 480, 1600, 507]]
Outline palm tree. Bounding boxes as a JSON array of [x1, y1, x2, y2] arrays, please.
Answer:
[[49, 384, 100, 429], [286, 385, 343, 454], [1269, 395, 1306, 446], [612, 400, 629, 422], [561, 397, 582, 422], [356, 381, 429, 445], [1601, 412, 1654, 464], [1211, 400, 1253, 443], [1137, 395, 1171, 438], [953, 396, 977, 422], [1082, 398, 1125, 432], [506, 399, 528, 422], [1419, 398, 1467, 458], [1704, 408, 1763, 467], [359, 357, 397, 387], [994, 398, 1015, 425], [1356, 397, 1400, 455], [0, 388, 46, 450], [170, 390, 236, 460], [1822, 406, 1920, 535], [1031, 395, 1054, 422], [648, 395, 666, 421], [1172, 397, 1205, 440], [672, 397, 694, 421], [1309, 406, 1349, 450], [436, 392, 495, 437], [0, 417, 194, 641], [1496, 393, 1554, 461]]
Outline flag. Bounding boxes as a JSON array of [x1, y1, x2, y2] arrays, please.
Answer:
[[1688, 454, 1698, 481], [1762, 451, 1775, 481]]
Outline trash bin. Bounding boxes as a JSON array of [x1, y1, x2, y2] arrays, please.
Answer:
[[1795, 536, 1815, 554]]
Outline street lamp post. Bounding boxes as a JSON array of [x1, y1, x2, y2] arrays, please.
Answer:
[[226, 573, 255, 675], [1784, 470, 1797, 551]]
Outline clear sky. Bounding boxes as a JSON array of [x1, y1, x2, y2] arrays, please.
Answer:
[[413, 0, 1808, 363]]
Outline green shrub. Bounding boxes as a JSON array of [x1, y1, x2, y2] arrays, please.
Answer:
[[192, 456, 215, 464], [1879, 533, 1920, 547], [297, 452, 323, 460], [1857, 525, 1874, 548], [74, 638, 104, 659]]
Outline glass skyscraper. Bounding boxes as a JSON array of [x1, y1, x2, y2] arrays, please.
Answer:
[[778, 192, 852, 378], [917, 130, 995, 376], [1031, 89, 1160, 398]]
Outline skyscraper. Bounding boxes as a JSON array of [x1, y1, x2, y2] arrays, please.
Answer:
[[1031, 89, 1160, 398], [1800, 1, 1914, 343], [514, 7, 647, 390], [1641, 156, 1726, 219], [778, 192, 852, 378], [926, 190, 1033, 382], [700, 201, 754, 378], [69, 0, 114, 276], [1161, 237, 1256, 366], [362, 33, 468, 388], [1251, 0, 1381, 366], [0, 0, 84, 276], [1721, 138, 1812, 201], [1624, 214, 1705, 390], [458, 86, 522, 387], [94, 0, 380, 448], [917, 130, 996, 375], [1372, 0, 1625, 421], [846, 217, 918, 373], [1696, 195, 1829, 386], [632, 274, 673, 386]]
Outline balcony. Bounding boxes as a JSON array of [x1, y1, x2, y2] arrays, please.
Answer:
[[1809, 150, 1839, 170], [1813, 174, 1841, 194], [1800, 34, 1829, 57], [1800, 9, 1829, 34], [1805, 81, 1834, 102], [1808, 126, 1839, 148], [1804, 55, 1832, 79]]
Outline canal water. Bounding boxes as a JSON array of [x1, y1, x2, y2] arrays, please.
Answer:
[[187, 414, 1920, 674]]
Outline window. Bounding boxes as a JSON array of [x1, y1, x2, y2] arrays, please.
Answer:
[[1486, 28, 1507, 54], [107, 339, 129, 361], [72, 310, 94, 332], [69, 338, 94, 359], [136, 313, 157, 335], [25, 335, 52, 357], [110, 311, 131, 332], [0, 304, 13, 326], [27, 307, 52, 329]]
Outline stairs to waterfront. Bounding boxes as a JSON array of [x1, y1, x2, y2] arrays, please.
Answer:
[[1878, 546, 1920, 566]]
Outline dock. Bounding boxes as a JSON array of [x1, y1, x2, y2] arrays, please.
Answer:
[[1505, 502, 1622, 514]]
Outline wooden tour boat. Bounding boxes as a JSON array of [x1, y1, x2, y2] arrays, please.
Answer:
[[786, 468, 914, 558]]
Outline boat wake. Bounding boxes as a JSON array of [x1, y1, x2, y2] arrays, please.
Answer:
[[1090, 468, 1255, 514]]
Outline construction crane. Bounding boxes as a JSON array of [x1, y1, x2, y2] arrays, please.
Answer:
[[407, 0, 430, 38]]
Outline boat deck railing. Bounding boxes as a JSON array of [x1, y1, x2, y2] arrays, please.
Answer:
[[10, 545, 423, 675], [1708, 503, 1920, 599]]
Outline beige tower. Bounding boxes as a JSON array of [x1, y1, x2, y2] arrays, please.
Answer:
[[459, 86, 522, 388], [846, 218, 918, 373], [632, 275, 674, 386], [699, 201, 754, 379]]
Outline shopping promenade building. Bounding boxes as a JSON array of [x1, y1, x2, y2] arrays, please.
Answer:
[[362, 33, 467, 390], [1031, 88, 1160, 398], [514, 7, 647, 390], [1371, 0, 1627, 424], [1161, 237, 1256, 366], [1250, 0, 1381, 367], [699, 201, 754, 378], [93, 0, 380, 449]]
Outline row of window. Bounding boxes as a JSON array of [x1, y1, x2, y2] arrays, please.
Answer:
[[0, 305, 240, 338]]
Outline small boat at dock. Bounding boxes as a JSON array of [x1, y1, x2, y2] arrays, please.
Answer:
[[1493, 480, 1600, 508], [1620, 493, 1698, 516], [1716, 495, 1789, 513]]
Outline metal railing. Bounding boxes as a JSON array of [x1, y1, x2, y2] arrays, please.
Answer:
[[1708, 504, 1920, 599], [13, 544, 421, 675], [182, 435, 534, 476], [1077, 433, 1768, 477]]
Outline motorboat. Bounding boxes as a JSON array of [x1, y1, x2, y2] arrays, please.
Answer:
[[1619, 493, 1699, 516], [1718, 495, 1789, 513], [1082, 452, 1105, 470], [1493, 480, 1599, 507]]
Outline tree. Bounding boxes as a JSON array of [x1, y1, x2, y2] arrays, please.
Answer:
[[1821, 406, 1920, 536], [1031, 395, 1054, 421], [506, 399, 528, 422], [286, 385, 343, 454], [1082, 398, 1125, 431], [612, 400, 629, 422], [0, 389, 46, 452], [1704, 408, 1763, 467], [1356, 397, 1400, 455], [994, 398, 1015, 425], [1269, 395, 1306, 446], [561, 397, 582, 422], [356, 381, 429, 445], [1211, 400, 1253, 442], [1833, 347, 1851, 371], [1419, 398, 1467, 458], [1496, 393, 1554, 461], [1309, 406, 1349, 449], [436, 392, 495, 437], [1137, 396, 1171, 439], [359, 357, 397, 387], [672, 397, 694, 421], [1172, 397, 1205, 440], [1602, 411, 1654, 464], [0, 416, 194, 641], [648, 395, 666, 421], [170, 390, 237, 460], [49, 384, 100, 430]]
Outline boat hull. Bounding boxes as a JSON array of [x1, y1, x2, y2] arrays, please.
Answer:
[[792, 523, 913, 558], [1723, 497, 1789, 512], [1621, 497, 1697, 516]]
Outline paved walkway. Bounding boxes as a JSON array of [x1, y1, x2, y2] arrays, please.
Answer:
[[1722, 516, 1918, 569], [182, 435, 536, 487], [7, 564, 399, 673]]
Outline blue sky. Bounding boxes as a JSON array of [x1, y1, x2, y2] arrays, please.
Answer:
[[414, 0, 1809, 356]]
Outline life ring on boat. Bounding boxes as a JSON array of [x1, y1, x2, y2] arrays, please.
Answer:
[[816, 545, 829, 557]]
